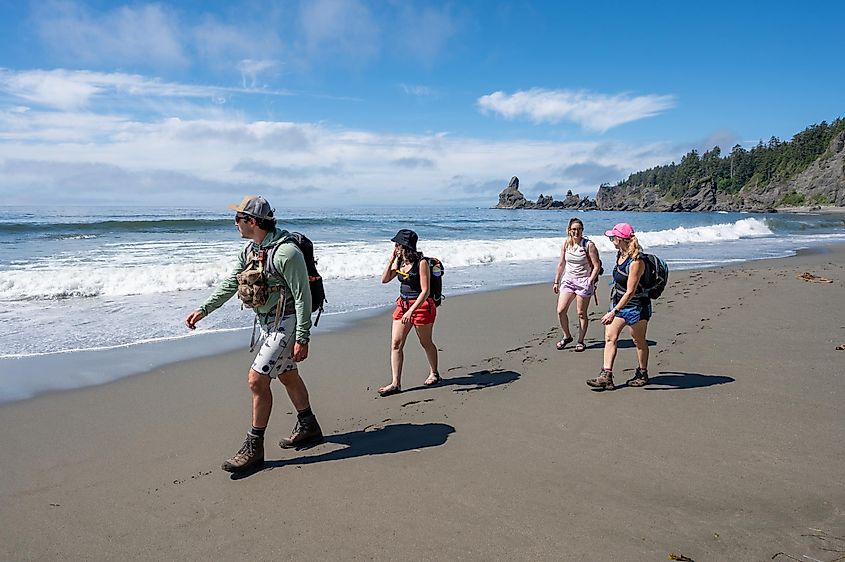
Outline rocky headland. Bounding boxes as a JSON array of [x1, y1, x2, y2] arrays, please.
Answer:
[[496, 120, 845, 213]]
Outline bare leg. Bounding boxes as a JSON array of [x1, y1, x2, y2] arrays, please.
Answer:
[[278, 368, 310, 412], [602, 317, 628, 371], [414, 322, 439, 380], [382, 320, 413, 391], [628, 320, 650, 370], [248, 369, 273, 428], [556, 291, 577, 340], [575, 295, 590, 344]]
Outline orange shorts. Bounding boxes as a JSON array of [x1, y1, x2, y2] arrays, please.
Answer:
[[393, 296, 437, 326]]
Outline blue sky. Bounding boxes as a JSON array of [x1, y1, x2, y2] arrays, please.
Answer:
[[0, 0, 843, 207]]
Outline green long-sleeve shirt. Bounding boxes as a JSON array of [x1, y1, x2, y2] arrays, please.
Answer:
[[199, 228, 312, 342]]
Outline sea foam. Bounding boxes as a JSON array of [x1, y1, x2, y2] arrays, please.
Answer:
[[0, 218, 773, 301]]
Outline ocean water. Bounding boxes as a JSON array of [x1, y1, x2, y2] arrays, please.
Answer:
[[2, 205, 844, 402]]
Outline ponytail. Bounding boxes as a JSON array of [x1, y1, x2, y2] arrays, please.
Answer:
[[624, 234, 643, 261]]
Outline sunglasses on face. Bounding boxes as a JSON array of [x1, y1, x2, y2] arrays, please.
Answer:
[[569, 227, 583, 232], [235, 214, 251, 223]]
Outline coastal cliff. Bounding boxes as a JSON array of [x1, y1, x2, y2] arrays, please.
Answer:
[[497, 118, 845, 213], [595, 129, 845, 212]]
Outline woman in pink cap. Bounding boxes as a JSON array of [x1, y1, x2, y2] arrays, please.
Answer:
[[552, 217, 601, 352], [586, 223, 651, 390]]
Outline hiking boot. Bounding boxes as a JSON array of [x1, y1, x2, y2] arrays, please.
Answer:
[[626, 367, 649, 387], [279, 414, 323, 449], [586, 369, 615, 391], [221, 433, 264, 473]]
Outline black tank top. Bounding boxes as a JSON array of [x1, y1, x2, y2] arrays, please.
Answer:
[[397, 260, 423, 299], [612, 253, 649, 309]]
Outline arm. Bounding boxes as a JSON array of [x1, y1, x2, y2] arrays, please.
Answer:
[[381, 248, 399, 284], [185, 252, 243, 329], [601, 258, 645, 324], [587, 241, 602, 285], [400, 260, 430, 325], [278, 247, 313, 343], [553, 243, 566, 294]]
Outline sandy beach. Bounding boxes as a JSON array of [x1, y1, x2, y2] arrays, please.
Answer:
[[1, 246, 844, 561]]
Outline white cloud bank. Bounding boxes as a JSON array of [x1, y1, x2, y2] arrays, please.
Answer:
[[477, 88, 676, 132], [0, 69, 680, 206]]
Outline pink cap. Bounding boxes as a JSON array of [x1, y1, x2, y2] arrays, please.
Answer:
[[605, 223, 634, 239]]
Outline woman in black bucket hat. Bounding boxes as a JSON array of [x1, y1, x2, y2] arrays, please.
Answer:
[[377, 229, 441, 396]]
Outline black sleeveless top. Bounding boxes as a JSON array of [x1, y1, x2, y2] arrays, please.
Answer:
[[397, 260, 423, 299], [612, 253, 649, 309]]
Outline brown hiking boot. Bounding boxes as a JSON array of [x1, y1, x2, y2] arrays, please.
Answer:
[[221, 433, 264, 473], [279, 414, 323, 449], [626, 367, 649, 387], [586, 369, 615, 391]]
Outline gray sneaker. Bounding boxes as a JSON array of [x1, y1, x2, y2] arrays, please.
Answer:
[[586, 369, 615, 391], [221, 433, 264, 473], [279, 415, 323, 449]]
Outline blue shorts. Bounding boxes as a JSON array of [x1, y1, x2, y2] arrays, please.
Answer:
[[614, 303, 652, 326]]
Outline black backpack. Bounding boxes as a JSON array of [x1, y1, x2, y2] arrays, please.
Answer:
[[425, 257, 445, 307], [268, 232, 327, 325], [639, 253, 669, 300]]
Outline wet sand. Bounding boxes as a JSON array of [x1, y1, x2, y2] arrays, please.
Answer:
[[1, 246, 844, 561]]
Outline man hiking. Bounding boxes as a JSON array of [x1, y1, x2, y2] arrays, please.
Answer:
[[185, 195, 322, 473]]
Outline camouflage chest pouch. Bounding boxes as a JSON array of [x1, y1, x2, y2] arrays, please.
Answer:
[[237, 248, 278, 309]]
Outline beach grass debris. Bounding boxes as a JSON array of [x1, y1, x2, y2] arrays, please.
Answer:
[[668, 553, 695, 561], [798, 272, 834, 283]]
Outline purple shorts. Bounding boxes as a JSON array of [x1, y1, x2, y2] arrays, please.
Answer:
[[559, 274, 594, 297]]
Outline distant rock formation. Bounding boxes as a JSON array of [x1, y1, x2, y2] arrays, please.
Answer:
[[594, 129, 845, 212], [495, 177, 597, 210]]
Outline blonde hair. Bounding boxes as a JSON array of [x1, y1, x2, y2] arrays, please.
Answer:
[[620, 234, 643, 260], [564, 217, 584, 251]]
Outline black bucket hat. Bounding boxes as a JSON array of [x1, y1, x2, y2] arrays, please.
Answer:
[[391, 229, 418, 251]]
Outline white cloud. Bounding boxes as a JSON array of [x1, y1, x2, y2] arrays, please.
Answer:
[[0, 68, 293, 111], [477, 88, 676, 132], [0, 100, 680, 205], [400, 83, 436, 97], [237, 59, 279, 89], [33, 1, 188, 68]]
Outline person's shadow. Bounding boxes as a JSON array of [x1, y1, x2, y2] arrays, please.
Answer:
[[580, 339, 657, 350], [401, 369, 521, 394], [644, 371, 735, 390], [231, 422, 455, 480]]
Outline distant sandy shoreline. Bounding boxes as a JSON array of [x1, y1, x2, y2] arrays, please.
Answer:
[[1, 245, 844, 560]]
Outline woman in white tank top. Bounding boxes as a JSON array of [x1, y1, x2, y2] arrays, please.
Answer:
[[553, 217, 602, 351]]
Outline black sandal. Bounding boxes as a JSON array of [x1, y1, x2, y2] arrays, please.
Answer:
[[555, 336, 574, 350]]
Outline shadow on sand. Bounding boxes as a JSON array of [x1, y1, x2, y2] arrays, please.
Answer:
[[231, 422, 455, 480], [578, 339, 657, 351], [401, 369, 521, 395], [645, 371, 735, 390]]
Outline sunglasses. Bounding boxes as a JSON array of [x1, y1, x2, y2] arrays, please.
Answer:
[[235, 214, 251, 223]]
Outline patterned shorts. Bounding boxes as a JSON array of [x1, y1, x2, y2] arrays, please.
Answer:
[[251, 314, 297, 377]]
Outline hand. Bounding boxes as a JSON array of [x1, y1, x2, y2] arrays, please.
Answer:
[[185, 310, 204, 330], [601, 310, 616, 325], [401, 311, 413, 325], [552, 282, 559, 294], [293, 342, 309, 362]]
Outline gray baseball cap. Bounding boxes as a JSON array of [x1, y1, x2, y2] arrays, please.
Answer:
[[227, 195, 274, 220]]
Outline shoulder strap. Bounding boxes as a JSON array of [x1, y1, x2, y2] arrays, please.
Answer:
[[263, 238, 289, 278]]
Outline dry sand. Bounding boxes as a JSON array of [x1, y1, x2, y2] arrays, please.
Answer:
[[1, 246, 844, 561]]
